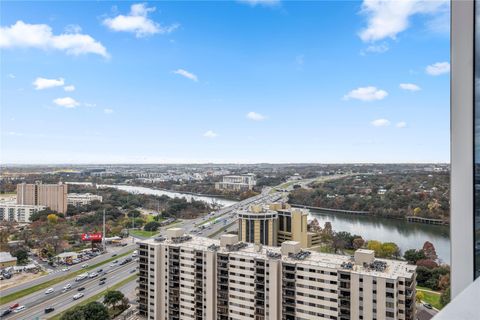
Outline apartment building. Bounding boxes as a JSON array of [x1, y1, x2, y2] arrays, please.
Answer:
[[0, 203, 46, 223], [137, 229, 416, 320], [67, 193, 103, 206], [238, 203, 321, 248], [215, 174, 257, 191], [16, 182, 68, 214]]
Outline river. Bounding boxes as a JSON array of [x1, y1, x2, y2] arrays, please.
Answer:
[[81, 183, 450, 264]]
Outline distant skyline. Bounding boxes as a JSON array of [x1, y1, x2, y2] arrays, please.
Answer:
[[0, 1, 450, 164]]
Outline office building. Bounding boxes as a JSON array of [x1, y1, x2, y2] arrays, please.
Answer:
[[238, 203, 321, 248], [67, 193, 103, 206], [16, 182, 68, 214], [215, 174, 257, 191], [0, 203, 46, 223], [137, 229, 416, 320]]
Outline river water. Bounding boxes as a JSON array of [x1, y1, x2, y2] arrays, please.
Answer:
[[84, 183, 450, 263]]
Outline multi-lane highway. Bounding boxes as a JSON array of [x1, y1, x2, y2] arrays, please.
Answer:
[[1, 243, 136, 298], [1, 259, 137, 320]]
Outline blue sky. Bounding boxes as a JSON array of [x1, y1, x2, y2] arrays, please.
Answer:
[[0, 0, 450, 164]]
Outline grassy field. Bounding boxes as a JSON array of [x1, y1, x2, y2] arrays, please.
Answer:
[[129, 229, 159, 238], [49, 274, 138, 320], [417, 287, 443, 310], [0, 250, 133, 305]]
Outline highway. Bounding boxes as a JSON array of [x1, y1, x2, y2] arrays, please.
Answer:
[[1, 243, 136, 298], [1, 260, 137, 320]]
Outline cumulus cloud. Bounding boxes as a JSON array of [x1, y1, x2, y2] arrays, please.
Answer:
[[0, 21, 108, 57], [63, 85, 75, 92], [203, 130, 218, 138], [173, 69, 198, 82], [426, 61, 450, 76], [104, 108, 114, 114], [359, 0, 448, 42], [396, 121, 407, 128], [33, 77, 65, 90], [399, 83, 421, 91], [246, 111, 266, 121], [53, 97, 80, 108], [343, 86, 388, 101], [237, 0, 280, 6], [103, 3, 179, 38], [371, 118, 391, 127]]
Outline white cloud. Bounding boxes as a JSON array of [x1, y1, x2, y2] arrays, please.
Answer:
[[426, 61, 450, 76], [396, 121, 407, 128], [84, 103, 96, 108], [8, 73, 15, 79], [0, 21, 108, 57], [33, 77, 65, 90], [53, 97, 80, 108], [237, 0, 280, 6], [203, 130, 218, 138], [173, 69, 198, 82], [371, 118, 391, 127], [103, 3, 179, 38], [63, 85, 75, 92], [104, 108, 114, 114], [343, 86, 388, 101], [246, 111, 266, 121], [399, 83, 421, 91], [359, 0, 448, 42], [295, 54, 305, 66]]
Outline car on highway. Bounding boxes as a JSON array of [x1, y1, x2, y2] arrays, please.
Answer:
[[75, 273, 88, 281], [112, 253, 117, 257], [96, 268, 103, 273], [45, 288, 54, 294], [81, 263, 88, 268], [0, 309, 12, 317], [9, 304, 19, 310], [77, 287, 85, 292], [89, 272, 98, 278], [99, 280, 106, 285], [130, 268, 136, 274], [423, 303, 433, 309], [13, 306, 26, 313], [44, 306, 55, 314], [73, 293, 84, 300], [99, 277, 107, 281]]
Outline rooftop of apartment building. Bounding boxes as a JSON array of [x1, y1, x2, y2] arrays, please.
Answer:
[[140, 229, 416, 280]]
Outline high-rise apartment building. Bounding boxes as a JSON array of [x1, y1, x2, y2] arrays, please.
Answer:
[[238, 203, 321, 248], [138, 228, 416, 320], [16, 182, 68, 214]]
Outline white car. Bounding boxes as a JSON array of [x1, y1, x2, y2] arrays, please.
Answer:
[[73, 293, 84, 300], [89, 272, 98, 278], [81, 263, 88, 268], [62, 267, 70, 272], [13, 306, 26, 313], [63, 283, 72, 290], [45, 288, 54, 294]]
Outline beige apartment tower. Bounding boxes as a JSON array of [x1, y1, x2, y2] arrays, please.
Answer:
[[138, 229, 416, 320], [17, 182, 68, 214], [238, 203, 321, 248]]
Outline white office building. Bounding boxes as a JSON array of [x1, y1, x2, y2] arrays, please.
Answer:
[[0, 204, 46, 223], [67, 193, 103, 206], [215, 174, 257, 191]]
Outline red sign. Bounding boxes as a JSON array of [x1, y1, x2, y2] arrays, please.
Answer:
[[81, 233, 103, 241]]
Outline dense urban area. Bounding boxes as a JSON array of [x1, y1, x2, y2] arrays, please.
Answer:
[[0, 163, 450, 320]]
